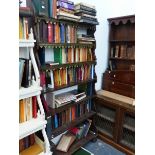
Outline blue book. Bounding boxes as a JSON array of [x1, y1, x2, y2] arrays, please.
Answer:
[[48, 0, 53, 17], [38, 47, 45, 66], [54, 114, 58, 128], [46, 116, 52, 139], [60, 24, 65, 43]]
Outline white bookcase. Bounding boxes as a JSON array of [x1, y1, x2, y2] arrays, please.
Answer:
[[19, 36, 52, 155]]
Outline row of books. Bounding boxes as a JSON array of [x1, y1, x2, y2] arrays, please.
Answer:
[[74, 3, 99, 25], [19, 17, 29, 40], [41, 64, 94, 89], [110, 45, 135, 59], [38, 21, 77, 43], [50, 99, 92, 129], [19, 97, 38, 123], [19, 58, 33, 88], [56, 119, 92, 152], [19, 134, 35, 153], [37, 47, 93, 66], [19, 134, 44, 154]]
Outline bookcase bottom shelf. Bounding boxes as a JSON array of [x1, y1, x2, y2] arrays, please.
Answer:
[[53, 132, 97, 155]]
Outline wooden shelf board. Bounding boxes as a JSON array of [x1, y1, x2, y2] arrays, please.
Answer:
[[49, 96, 95, 115], [19, 117, 47, 140], [51, 111, 96, 138], [42, 79, 96, 94], [37, 42, 94, 48], [19, 85, 42, 100], [110, 40, 135, 42], [123, 124, 135, 132], [54, 132, 97, 155], [41, 61, 96, 70], [35, 16, 97, 27], [97, 113, 115, 123], [110, 57, 135, 61]]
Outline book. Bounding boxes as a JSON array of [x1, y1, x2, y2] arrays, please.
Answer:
[[54, 114, 59, 128], [54, 48, 62, 64], [25, 97, 33, 121], [56, 133, 76, 152], [40, 94, 49, 113], [19, 59, 25, 88], [38, 47, 45, 66], [57, 1, 75, 10], [48, 0, 53, 18], [120, 45, 127, 58], [42, 21, 48, 42], [48, 22, 53, 43], [46, 116, 52, 139], [32, 96, 37, 118], [21, 59, 29, 88], [19, 139, 25, 152], [45, 61, 59, 66], [19, 17, 24, 39], [115, 45, 119, 57]]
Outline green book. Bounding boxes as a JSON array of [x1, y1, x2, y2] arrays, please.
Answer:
[[54, 48, 62, 64], [72, 147, 94, 155]]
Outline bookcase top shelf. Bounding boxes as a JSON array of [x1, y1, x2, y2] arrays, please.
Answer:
[[51, 111, 96, 138], [41, 61, 96, 71], [19, 85, 42, 100], [35, 16, 98, 28], [37, 43, 95, 48], [42, 78, 96, 94], [49, 96, 95, 115], [19, 117, 46, 140], [108, 15, 135, 25], [19, 39, 36, 48]]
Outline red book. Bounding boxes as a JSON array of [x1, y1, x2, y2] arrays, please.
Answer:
[[41, 94, 49, 114], [69, 127, 79, 135], [29, 134, 35, 146], [40, 71, 46, 89], [32, 96, 37, 118], [48, 23, 52, 43]]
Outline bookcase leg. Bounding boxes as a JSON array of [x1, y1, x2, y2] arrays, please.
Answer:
[[42, 128, 51, 154], [37, 95, 45, 118]]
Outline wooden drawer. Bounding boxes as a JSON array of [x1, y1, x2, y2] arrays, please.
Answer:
[[103, 70, 135, 85], [102, 79, 135, 98]]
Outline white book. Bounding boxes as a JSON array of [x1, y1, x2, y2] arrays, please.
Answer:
[[50, 70, 54, 89]]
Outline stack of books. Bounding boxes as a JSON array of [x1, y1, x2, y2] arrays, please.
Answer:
[[77, 34, 96, 44], [74, 3, 99, 25], [57, 0, 80, 21]]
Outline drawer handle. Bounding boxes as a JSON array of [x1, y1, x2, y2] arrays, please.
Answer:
[[112, 81, 115, 85], [113, 74, 116, 78]]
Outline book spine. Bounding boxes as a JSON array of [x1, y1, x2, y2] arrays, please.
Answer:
[[32, 96, 37, 118], [48, 22, 52, 43], [57, 1, 74, 10]]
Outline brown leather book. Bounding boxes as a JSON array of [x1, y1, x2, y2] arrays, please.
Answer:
[[56, 133, 76, 152]]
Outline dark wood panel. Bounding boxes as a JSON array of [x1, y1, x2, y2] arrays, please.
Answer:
[[103, 70, 135, 85], [102, 79, 135, 98]]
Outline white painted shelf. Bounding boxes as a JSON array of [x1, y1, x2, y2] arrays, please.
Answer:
[[19, 39, 36, 47], [19, 84, 42, 100], [19, 117, 47, 140]]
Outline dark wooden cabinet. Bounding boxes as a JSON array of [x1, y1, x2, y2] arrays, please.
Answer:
[[103, 15, 135, 99], [94, 94, 135, 155]]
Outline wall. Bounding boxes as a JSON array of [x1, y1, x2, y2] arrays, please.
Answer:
[[73, 0, 135, 90]]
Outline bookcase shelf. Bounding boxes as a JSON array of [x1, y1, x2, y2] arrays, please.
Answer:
[[19, 39, 36, 47], [35, 16, 98, 28], [19, 84, 42, 100], [49, 96, 95, 115], [41, 61, 96, 71], [110, 40, 135, 43], [37, 42, 95, 48], [53, 132, 97, 155], [42, 78, 97, 94], [110, 57, 135, 61], [19, 117, 47, 140], [51, 111, 96, 138]]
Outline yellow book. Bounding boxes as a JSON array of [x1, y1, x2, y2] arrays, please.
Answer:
[[20, 143, 43, 155], [19, 18, 23, 39], [19, 99, 25, 123]]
